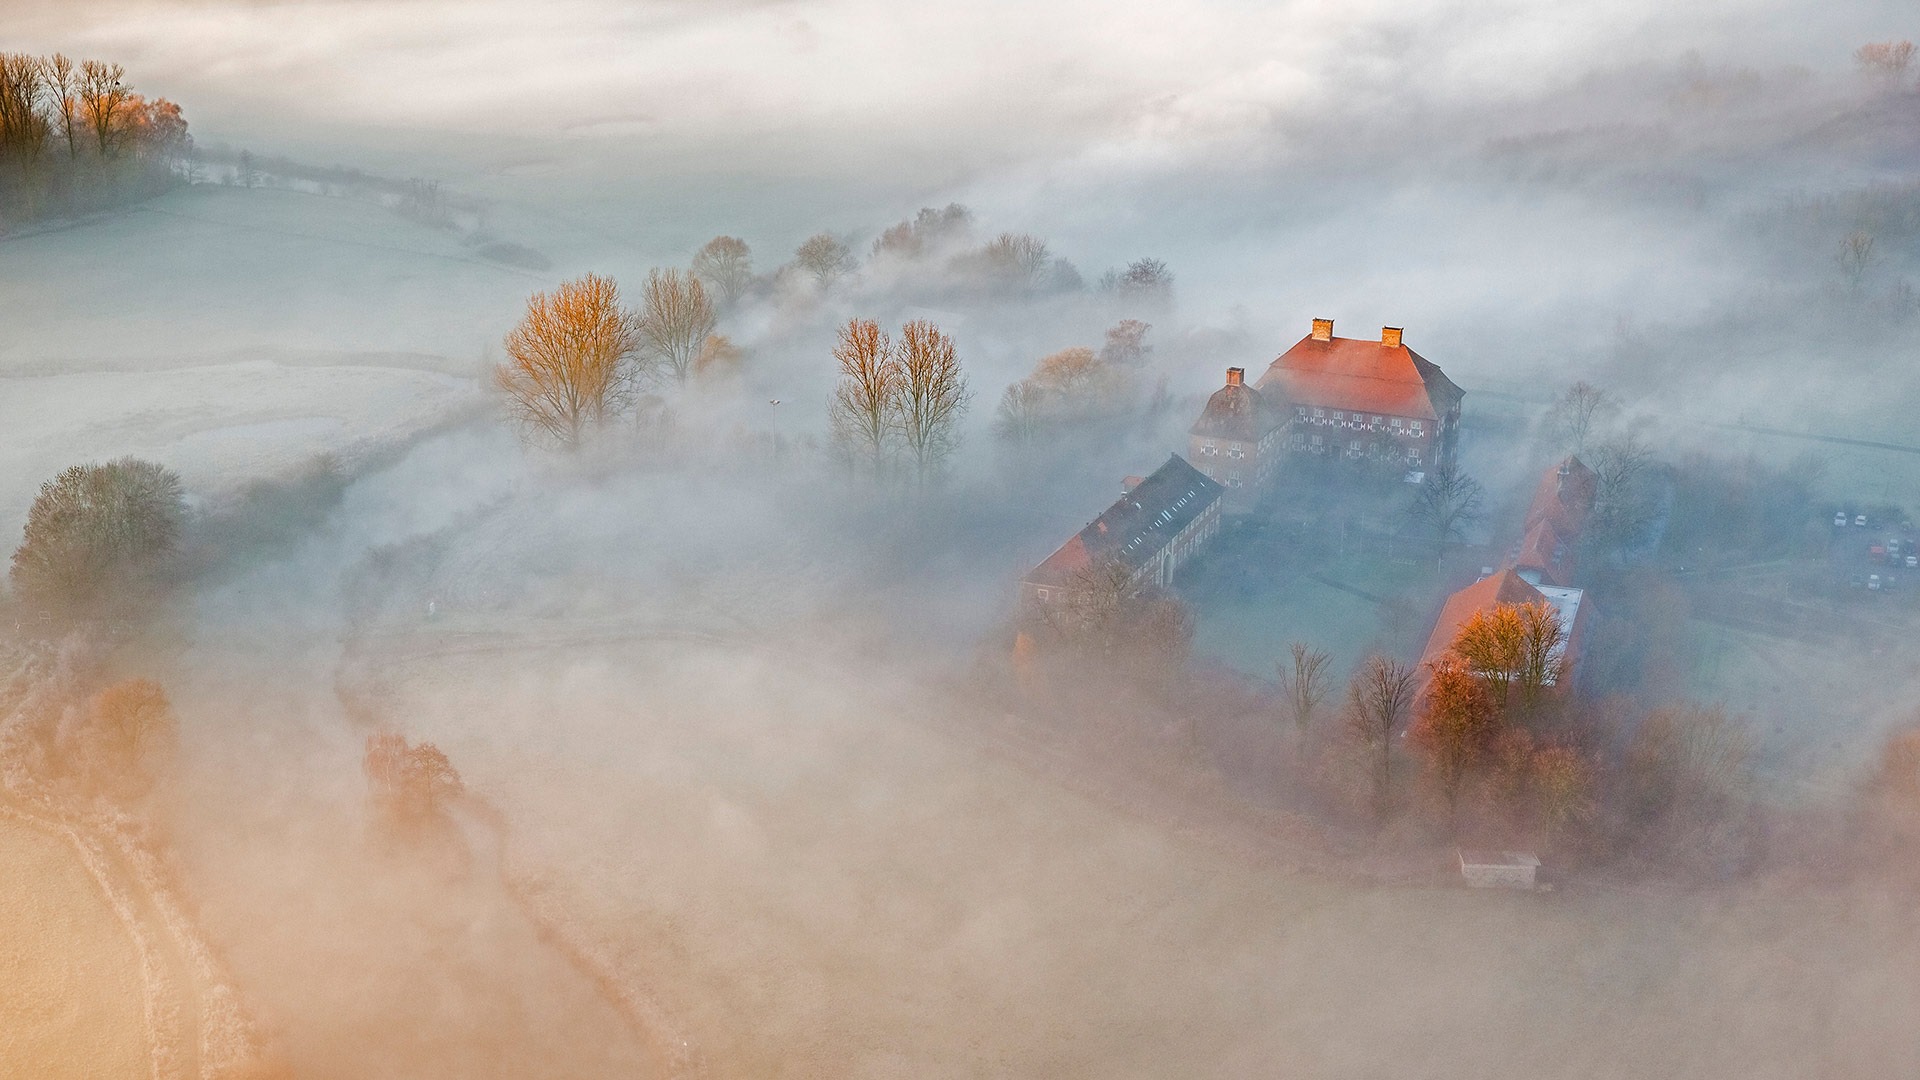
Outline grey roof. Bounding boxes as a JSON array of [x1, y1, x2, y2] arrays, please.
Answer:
[[1026, 455, 1223, 586]]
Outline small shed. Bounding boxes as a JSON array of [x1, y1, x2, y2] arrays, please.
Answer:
[[1457, 849, 1541, 890]]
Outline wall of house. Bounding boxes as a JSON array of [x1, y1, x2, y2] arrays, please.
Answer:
[[1190, 426, 1284, 511], [1286, 405, 1445, 467]]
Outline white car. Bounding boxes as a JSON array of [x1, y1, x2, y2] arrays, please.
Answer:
[[1868, 574, 1882, 591], [1856, 514, 1869, 526], [1835, 512, 1849, 526], [1907, 555, 1918, 569]]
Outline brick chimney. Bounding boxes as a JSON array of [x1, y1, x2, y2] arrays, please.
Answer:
[[1310, 318, 1334, 342], [1225, 366, 1244, 387], [1381, 326, 1403, 348]]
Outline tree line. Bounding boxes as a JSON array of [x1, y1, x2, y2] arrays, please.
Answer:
[[683, 204, 1174, 310], [0, 53, 190, 224]]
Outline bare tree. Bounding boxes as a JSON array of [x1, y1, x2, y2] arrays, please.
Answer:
[[78, 59, 130, 157], [827, 318, 899, 477], [1030, 346, 1103, 395], [493, 273, 639, 447], [1512, 601, 1566, 707], [1530, 744, 1594, 851], [895, 319, 970, 485], [1541, 381, 1616, 455], [1345, 655, 1417, 821], [364, 733, 464, 821], [872, 203, 973, 259], [0, 53, 49, 164], [691, 235, 753, 303], [1098, 319, 1152, 367], [1276, 641, 1333, 734], [794, 232, 853, 286], [982, 232, 1051, 289], [993, 381, 1044, 449], [692, 334, 743, 384], [1408, 460, 1484, 545], [61, 678, 178, 799], [43, 54, 78, 158], [1589, 432, 1659, 546], [1043, 556, 1192, 683], [1411, 660, 1500, 830], [1855, 41, 1916, 84], [636, 267, 717, 383], [1103, 257, 1174, 307], [1837, 230, 1876, 291]]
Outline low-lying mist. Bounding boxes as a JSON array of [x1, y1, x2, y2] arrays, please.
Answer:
[[4, 1, 1920, 1076]]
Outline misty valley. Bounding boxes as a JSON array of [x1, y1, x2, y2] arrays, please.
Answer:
[[3, 5, 1920, 1078]]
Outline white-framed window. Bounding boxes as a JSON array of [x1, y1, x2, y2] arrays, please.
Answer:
[[1310, 434, 1323, 447], [1408, 448, 1421, 464], [1296, 406, 1307, 418], [1350, 439, 1363, 451], [1036, 587, 1051, 601], [1227, 477, 1242, 488], [1202, 442, 1217, 455], [1331, 410, 1344, 421], [1312, 407, 1325, 418], [1391, 417, 1404, 428], [1228, 447, 1244, 459], [1411, 420, 1424, 433]]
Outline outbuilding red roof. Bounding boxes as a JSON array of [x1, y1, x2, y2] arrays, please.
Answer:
[[1525, 456, 1597, 539], [1257, 330, 1463, 421], [1512, 518, 1571, 586], [1418, 568, 1548, 671]]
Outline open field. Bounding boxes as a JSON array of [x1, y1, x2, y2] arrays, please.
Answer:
[[298, 626, 1920, 1079], [0, 815, 149, 1080]]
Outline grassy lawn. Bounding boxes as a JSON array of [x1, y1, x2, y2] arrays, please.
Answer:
[[1182, 525, 1445, 682]]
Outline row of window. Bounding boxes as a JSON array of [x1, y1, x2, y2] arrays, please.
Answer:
[[1298, 406, 1424, 434], [1198, 443, 1248, 460], [1294, 433, 1421, 463]]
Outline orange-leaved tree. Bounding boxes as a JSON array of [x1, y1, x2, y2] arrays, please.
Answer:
[[1449, 600, 1564, 709], [1410, 659, 1500, 830], [494, 273, 640, 447], [364, 732, 464, 821]]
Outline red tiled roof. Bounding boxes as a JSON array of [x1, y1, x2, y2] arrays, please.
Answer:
[[1189, 381, 1282, 442], [1512, 518, 1572, 586], [1524, 456, 1597, 540], [1256, 333, 1463, 421], [1418, 568, 1547, 670]]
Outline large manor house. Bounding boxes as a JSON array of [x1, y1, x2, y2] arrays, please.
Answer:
[[1022, 317, 1465, 603], [1019, 315, 1594, 689]]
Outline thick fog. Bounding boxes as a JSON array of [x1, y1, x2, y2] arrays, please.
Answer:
[[3, 1, 1920, 1077]]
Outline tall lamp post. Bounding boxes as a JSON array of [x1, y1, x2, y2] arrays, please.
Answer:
[[768, 398, 782, 460]]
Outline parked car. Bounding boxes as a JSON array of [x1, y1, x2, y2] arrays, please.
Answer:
[[1868, 574, 1882, 591], [1907, 555, 1918, 569], [1856, 514, 1870, 527], [1835, 511, 1849, 527]]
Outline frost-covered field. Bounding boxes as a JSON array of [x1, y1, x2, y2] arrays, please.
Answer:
[[0, 186, 528, 543], [0, 816, 148, 1080]]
